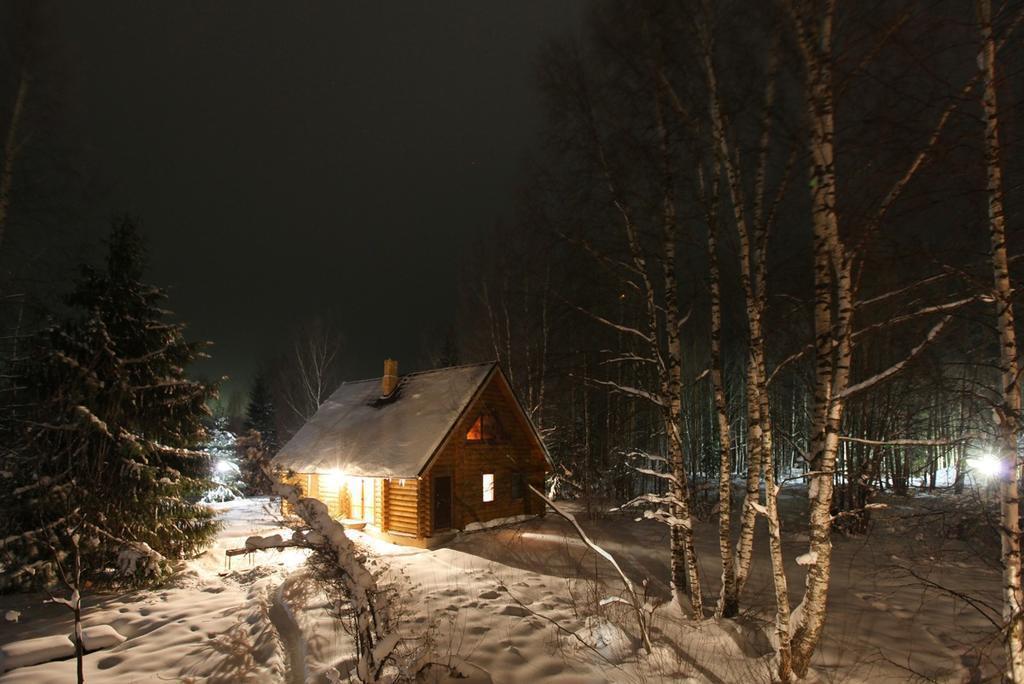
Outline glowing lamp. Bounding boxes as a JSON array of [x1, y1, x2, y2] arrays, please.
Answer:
[[324, 469, 346, 491], [968, 452, 1003, 479]]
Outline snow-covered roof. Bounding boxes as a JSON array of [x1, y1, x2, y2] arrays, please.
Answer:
[[272, 362, 500, 478]]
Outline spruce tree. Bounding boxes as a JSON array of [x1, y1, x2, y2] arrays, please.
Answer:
[[202, 417, 242, 502], [240, 371, 278, 494], [0, 220, 219, 589], [244, 371, 278, 451]]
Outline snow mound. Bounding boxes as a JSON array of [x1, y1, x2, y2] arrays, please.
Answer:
[[573, 616, 635, 664], [463, 514, 535, 533], [0, 634, 75, 673], [77, 624, 126, 651], [245, 533, 285, 550]]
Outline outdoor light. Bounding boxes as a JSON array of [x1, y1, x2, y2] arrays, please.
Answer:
[[968, 451, 1003, 479], [215, 460, 234, 474], [325, 470, 346, 490]]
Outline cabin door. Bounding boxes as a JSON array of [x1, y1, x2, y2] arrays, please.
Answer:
[[433, 475, 452, 531], [348, 477, 376, 522]]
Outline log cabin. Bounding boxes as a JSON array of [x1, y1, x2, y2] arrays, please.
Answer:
[[272, 360, 551, 547]]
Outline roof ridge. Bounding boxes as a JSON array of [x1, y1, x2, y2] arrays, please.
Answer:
[[337, 360, 497, 386]]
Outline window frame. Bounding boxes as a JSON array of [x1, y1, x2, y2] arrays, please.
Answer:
[[466, 411, 502, 443]]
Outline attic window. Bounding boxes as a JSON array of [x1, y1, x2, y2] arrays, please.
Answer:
[[466, 412, 500, 441]]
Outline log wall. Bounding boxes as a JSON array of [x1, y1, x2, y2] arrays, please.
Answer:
[[421, 373, 547, 537], [384, 478, 420, 536]]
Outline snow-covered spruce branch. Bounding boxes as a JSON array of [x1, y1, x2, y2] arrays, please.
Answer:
[[267, 469, 395, 682], [12, 470, 70, 497], [0, 512, 78, 551], [118, 427, 210, 460], [529, 485, 652, 653], [837, 315, 952, 400]]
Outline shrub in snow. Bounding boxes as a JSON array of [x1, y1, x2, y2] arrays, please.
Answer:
[[574, 616, 636, 664], [412, 656, 494, 683], [202, 483, 242, 503], [0, 221, 219, 591]]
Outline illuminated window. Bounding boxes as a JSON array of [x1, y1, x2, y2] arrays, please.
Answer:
[[467, 412, 499, 441], [482, 473, 495, 502]]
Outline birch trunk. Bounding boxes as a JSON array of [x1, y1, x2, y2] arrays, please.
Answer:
[[702, 28, 761, 608], [978, 0, 1024, 678], [787, 6, 852, 671], [705, 171, 737, 619], [654, 82, 704, 616]]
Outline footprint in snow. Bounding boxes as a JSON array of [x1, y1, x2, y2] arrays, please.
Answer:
[[478, 590, 501, 600], [499, 604, 530, 617]]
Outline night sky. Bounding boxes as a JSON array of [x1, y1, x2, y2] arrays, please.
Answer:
[[48, 2, 583, 402]]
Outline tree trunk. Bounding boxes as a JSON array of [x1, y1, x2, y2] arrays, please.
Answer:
[[0, 71, 28, 254], [787, 4, 850, 675], [654, 82, 704, 616], [978, 0, 1024, 678], [706, 175, 737, 618]]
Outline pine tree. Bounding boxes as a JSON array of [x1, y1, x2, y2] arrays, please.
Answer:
[[0, 219, 219, 589]]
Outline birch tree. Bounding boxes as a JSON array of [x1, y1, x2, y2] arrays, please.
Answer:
[[279, 315, 343, 426], [977, 0, 1024, 677]]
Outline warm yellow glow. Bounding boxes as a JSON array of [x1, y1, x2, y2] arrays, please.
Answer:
[[321, 469, 346, 492], [482, 473, 495, 502], [467, 413, 499, 441]]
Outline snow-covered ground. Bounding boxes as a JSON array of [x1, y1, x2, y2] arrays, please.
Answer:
[[0, 490, 1007, 682]]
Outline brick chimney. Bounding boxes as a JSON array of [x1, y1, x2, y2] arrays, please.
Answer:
[[382, 358, 399, 396]]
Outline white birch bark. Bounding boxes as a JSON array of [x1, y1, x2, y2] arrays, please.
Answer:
[[653, 81, 704, 616], [978, 0, 1024, 678], [785, 2, 850, 676], [704, 167, 738, 619], [702, 26, 761, 610]]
